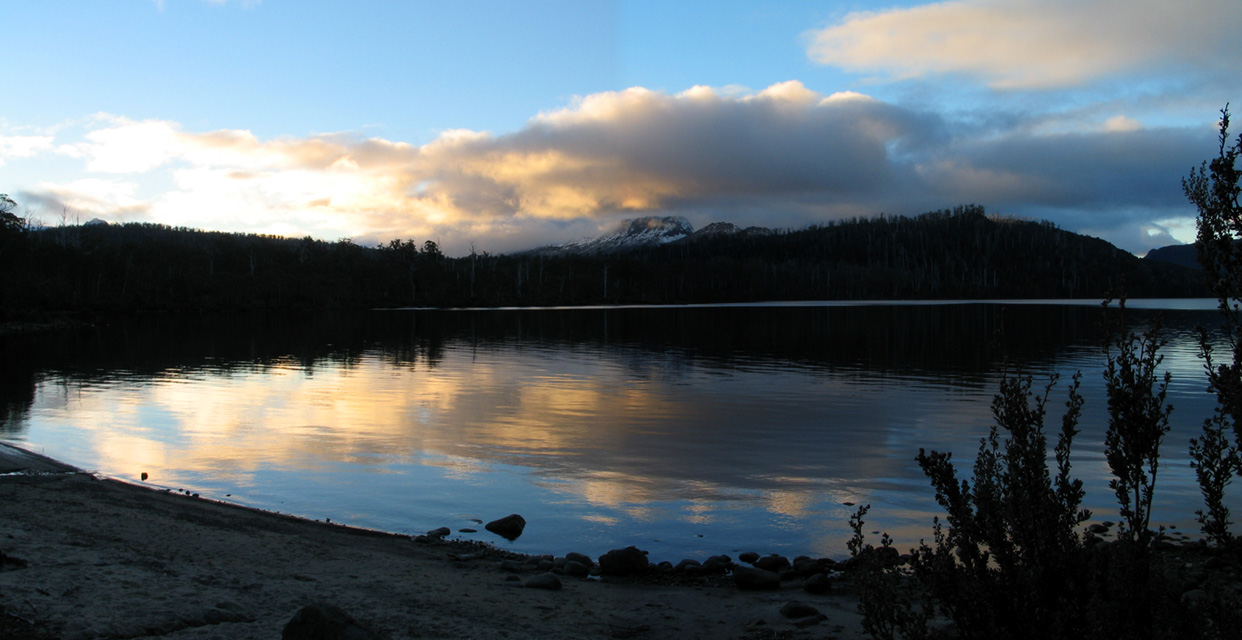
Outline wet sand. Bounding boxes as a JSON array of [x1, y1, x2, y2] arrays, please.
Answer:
[[0, 443, 866, 640]]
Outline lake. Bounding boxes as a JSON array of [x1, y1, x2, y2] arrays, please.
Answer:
[[2, 300, 1237, 562]]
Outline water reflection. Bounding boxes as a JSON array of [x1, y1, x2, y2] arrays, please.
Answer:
[[1, 302, 1236, 561]]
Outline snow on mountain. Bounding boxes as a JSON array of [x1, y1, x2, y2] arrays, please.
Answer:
[[553, 216, 695, 254], [528, 216, 773, 256]]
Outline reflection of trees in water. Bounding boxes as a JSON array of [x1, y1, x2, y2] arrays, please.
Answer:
[[0, 338, 39, 434], [0, 305, 1218, 431]]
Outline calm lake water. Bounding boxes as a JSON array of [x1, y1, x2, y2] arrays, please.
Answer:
[[2, 300, 1238, 562]]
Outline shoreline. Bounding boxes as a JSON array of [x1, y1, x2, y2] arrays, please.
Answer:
[[0, 443, 867, 640]]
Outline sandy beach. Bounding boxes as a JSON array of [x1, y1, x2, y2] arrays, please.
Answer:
[[0, 443, 867, 640]]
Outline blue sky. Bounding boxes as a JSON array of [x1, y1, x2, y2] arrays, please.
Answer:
[[2, 0, 1238, 256]]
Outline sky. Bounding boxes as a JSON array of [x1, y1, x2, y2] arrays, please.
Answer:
[[2, 0, 1238, 257]]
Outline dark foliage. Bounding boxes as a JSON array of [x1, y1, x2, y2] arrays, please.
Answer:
[[0, 204, 1209, 321], [848, 106, 1242, 640], [1102, 312, 1173, 549], [906, 371, 1090, 640], [1184, 105, 1242, 542]]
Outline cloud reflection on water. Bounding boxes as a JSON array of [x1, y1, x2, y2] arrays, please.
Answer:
[[1, 303, 1233, 560]]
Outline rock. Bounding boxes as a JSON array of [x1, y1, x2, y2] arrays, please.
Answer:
[[803, 573, 832, 594], [1088, 523, 1110, 534], [733, 566, 781, 590], [780, 602, 821, 619], [675, 559, 702, 572], [562, 560, 590, 577], [791, 556, 823, 577], [701, 555, 733, 572], [565, 552, 594, 567], [204, 601, 253, 624], [598, 546, 650, 576], [426, 527, 451, 538], [499, 560, 525, 573], [485, 514, 527, 540], [754, 554, 790, 573], [459, 528, 477, 533], [0, 550, 28, 571], [738, 551, 760, 564], [792, 614, 828, 628], [1181, 589, 1209, 607], [525, 573, 562, 590], [282, 603, 379, 640]]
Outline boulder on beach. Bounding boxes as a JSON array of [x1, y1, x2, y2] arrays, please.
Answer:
[[525, 573, 562, 590], [754, 554, 790, 573], [732, 566, 781, 591], [780, 601, 820, 619], [282, 602, 379, 640], [484, 514, 526, 540], [564, 552, 594, 568], [598, 546, 649, 576]]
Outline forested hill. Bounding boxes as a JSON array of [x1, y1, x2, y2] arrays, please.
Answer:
[[0, 205, 1209, 319]]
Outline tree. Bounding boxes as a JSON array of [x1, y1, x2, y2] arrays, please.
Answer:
[[1183, 104, 1242, 542]]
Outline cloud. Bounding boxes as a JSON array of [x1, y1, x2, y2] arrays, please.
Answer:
[[409, 82, 942, 225], [10, 82, 1218, 256], [806, 0, 1242, 89], [0, 134, 55, 167]]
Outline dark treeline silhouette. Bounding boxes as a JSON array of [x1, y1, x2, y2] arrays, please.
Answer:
[[0, 203, 1208, 320]]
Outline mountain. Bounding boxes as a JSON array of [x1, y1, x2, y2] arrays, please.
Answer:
[[536, 216, 773, 255], [691, 222, 773, 240], [1144, 243, 1200, 270], [544, 216, 695, 254]]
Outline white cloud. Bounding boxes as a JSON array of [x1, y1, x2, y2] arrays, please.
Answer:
[[0, 134, 54, 167], [806, 0, 1242, 89]]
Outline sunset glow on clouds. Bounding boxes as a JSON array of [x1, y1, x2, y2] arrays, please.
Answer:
[[2, 0, 1238, 255], [806, 0, 1241, 89]]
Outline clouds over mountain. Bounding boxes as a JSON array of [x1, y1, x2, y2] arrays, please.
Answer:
[[8, 79, 1215, 256]]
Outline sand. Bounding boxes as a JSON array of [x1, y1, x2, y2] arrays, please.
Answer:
[[0, 443, 867, 640]]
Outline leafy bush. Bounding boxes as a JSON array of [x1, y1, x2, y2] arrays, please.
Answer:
[[1184, 104, 1242, 543], [1102, 313, 1173, 549], [899, 370, 1090, 640]]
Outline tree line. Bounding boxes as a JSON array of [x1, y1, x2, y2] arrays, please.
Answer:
[[0, 199, 1209, 321]]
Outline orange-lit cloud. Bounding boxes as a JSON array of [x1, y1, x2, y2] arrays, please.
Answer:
[[13, 80, 1217, 256], [806, 0, 1240, 89]]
